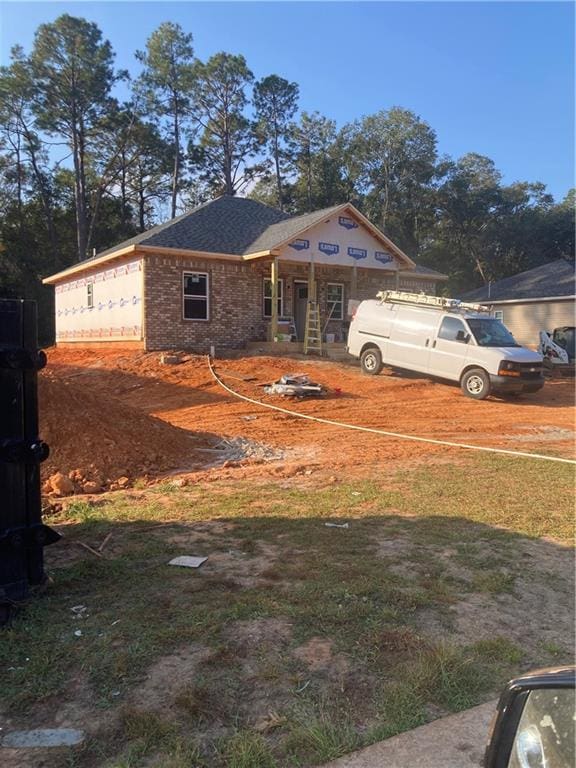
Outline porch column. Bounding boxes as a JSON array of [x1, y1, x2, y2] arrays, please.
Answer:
[[395, 270, 400, 289], [309, 258, 316, 300], [270, 256, 279, 341]]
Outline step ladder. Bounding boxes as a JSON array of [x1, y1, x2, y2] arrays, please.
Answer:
[[303, 300, 323, 355]]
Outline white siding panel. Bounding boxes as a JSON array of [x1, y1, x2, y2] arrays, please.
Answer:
[[55, 258, 143, 342], [277, 214, 401, 271], [497, 299, 575, 348]]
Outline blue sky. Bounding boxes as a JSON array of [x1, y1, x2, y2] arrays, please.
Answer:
[[1, 1, 573, 200]]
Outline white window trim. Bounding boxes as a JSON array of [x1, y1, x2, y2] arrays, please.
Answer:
[[86, 283, 94, 309], [263, 278, 284, 318], [326, 282, 344, 321], [494, 310, 504, 320], [182, 271, 210, 322]]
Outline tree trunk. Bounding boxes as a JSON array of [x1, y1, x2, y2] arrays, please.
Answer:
[[72, 121, 89, 261], [171, 99, 180, 219], [273, 126, 283, 211], [139, 185, 146, 232]]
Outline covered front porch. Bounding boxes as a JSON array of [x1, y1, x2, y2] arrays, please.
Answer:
[[253, 256, 404, 345]]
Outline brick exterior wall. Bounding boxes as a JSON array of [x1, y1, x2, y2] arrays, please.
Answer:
[[143, 253, 437, 351]]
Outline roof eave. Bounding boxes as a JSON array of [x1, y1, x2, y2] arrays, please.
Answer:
[[482, 295, 576, 305], [42, 244, 244, 284], [42, 245, 138, 284]]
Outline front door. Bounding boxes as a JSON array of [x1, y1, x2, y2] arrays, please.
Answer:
[[294, 282, 308, 341]]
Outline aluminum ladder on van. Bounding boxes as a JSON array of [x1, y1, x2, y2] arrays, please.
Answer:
[[303, 300, 323, 355], [376, 290, 491, 315]]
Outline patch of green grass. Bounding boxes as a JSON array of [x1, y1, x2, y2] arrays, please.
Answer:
[[220, 731, 277, 768], [542, 641, 568, 660], [473, 637, 524, 664], [372, 680, 427, 738], [285, 714, 361, 765], [407, 643, 490, 712], [472, 571, 516, 594], [120, 707, 176, 744]]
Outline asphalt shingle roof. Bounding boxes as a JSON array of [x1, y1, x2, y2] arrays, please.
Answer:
[[244, 204, 345, 253], [47, 195, 446, 283], [461, 259, 575, 302], [98, 196, 291, 258]]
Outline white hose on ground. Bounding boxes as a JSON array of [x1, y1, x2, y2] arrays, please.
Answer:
[[207, 357, 576, 466]]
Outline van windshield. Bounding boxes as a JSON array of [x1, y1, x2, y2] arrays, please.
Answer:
[[467, 318, 520, 347]]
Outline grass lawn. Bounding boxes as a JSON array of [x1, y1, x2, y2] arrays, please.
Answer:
[[1, 455, 574, 767]]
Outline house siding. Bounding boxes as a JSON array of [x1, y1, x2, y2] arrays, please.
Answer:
[[54, 256, 144, 343], [144, 254, 268, 352], [143, 254, 437, 351], [493, 299, 575, 348]]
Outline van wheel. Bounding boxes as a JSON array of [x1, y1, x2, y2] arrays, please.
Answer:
[[360, 347, 383, 375], [461, 368, 491, 400]]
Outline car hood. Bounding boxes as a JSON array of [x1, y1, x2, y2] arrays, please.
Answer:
[[496, 347, 543, 363]]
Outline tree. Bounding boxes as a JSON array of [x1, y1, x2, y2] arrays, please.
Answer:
[[135, 22, 195, 219], [0, 47, 59, 269], [340, 108, 438, 256], [123, 117, 173, 231], [253, 75, 299, 211], [190, 53, 257, 196], [29, 14, 126, 260], [291, 111, 346, 213]]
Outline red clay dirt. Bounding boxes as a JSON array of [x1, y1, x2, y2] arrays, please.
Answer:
[[39, 347, 575, 489]]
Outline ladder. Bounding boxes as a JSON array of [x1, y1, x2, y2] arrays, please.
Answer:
[[303, 300, 323, 355], [376, 290, 491, 315]]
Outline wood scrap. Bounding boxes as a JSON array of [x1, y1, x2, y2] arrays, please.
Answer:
[[98, 532, 113, 552], [77, 541, 104, 558]]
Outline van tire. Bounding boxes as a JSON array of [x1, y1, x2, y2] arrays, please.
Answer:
[[461, 368, 491, 400], [360, 347, 383, 375]]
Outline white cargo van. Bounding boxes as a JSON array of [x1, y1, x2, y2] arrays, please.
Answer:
[[347, 291, 544, 399]]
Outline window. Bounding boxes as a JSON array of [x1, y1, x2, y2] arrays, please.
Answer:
[[494, 310, 504, 321], [263, 279, 283, 318], [326, 283, 344, 320], [467, 318, 518, 347], [87, 283, 94, 309], [438, 316, 467, 342], [183, 272, 209, 320]]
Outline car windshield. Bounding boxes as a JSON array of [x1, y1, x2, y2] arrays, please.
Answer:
[[467, 318, 520, 347]]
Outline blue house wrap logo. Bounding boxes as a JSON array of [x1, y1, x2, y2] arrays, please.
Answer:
[[375, 251, 394, 265], [319, 242, 339, 256], [339, 216, 358, 230], [347, 247, 367, 260], [289, 239, 309, 251]]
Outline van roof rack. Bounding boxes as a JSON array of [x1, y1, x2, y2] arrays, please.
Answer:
[[376, 290, 491, 315]]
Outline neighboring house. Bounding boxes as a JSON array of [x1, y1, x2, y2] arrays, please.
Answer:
[[461, 259, 575, 347], [43, 196, 447, 352]]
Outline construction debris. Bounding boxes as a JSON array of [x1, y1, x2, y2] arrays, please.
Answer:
[[207, 436, 286, 464], [168, 556, 208, 569], [1, 728, 86, 749], [264, 373, 324, 398]]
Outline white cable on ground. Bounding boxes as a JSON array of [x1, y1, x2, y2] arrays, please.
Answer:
[[207, 357, 576, 466]]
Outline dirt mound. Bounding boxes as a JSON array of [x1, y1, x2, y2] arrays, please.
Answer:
[[39, 371, 206, 491]]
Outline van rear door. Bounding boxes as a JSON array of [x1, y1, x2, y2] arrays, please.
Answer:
[[427, 315, 470, 381]]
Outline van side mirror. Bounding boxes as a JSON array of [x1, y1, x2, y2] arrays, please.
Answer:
[[456, 330, 470, 343], [484, 666, 575, 768]]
